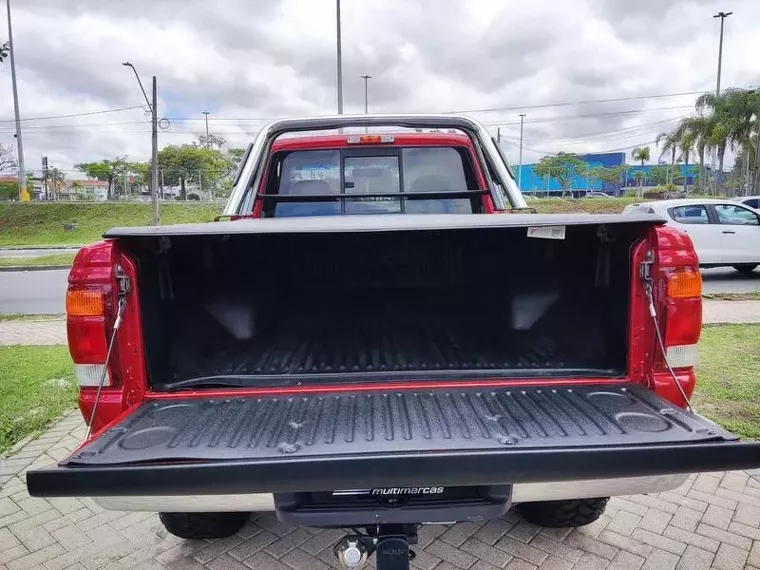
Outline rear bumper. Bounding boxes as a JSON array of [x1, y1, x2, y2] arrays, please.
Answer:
[[91, 474, 690, 512], [27, 440, 759, 498]]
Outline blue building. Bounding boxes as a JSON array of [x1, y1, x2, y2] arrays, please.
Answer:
[[515, 152, 699, 196]]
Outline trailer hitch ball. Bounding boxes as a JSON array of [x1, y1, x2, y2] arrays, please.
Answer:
[[335, 536, 368, 568]]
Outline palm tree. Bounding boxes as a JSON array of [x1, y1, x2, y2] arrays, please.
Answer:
[[676, 127, 695, 194], [631, 146, 650, 165], [680, 116, 711, 194], [631, 147, 650, 196], [695, 89, 752, 194], [655, 131, 679, 185]]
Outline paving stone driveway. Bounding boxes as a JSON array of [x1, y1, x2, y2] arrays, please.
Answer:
[[2, 414, 760, 570]]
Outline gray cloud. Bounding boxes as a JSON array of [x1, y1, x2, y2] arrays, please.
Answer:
[[2, 0, 758, 172]]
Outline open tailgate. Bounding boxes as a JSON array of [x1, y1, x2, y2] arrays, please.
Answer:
[[27, 383, 760, 497]]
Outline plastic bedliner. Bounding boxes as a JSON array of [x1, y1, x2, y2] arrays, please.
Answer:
[[167, 313, 616, 385], [27, 384, 760, 497]]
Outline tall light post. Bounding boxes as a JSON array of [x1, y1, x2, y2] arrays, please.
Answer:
[[518, 114, 526, 191], [711, 11, 732, 192], [336, 0, 344, 114], [6, 0, 27, 202], [202, 111, 211, 147], [123, 62, 158, 225], [360, 75, 372, 114]]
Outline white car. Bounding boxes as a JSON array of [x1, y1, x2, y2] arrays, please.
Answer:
[[624, 199, 760, 273], [738, 196, 760, 210]]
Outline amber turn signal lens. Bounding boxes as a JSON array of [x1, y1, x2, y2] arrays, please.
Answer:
[[66, 289, 105, 317], [666, 267, 702, 298]]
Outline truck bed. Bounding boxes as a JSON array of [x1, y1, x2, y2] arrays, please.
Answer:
[[166, 305, 616, 388]]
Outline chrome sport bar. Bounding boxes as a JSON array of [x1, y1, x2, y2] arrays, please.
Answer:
[[223, 114, 527, 216]]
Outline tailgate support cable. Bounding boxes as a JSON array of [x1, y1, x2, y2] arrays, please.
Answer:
[[84, 264, 129, 440], [641, 251, 695, 413]]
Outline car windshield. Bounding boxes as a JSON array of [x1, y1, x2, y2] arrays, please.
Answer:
[[267, 146, 480, 217]]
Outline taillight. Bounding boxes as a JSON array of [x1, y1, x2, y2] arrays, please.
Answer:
[[66, 243, 119, 388], [661, 266, 702, 369]]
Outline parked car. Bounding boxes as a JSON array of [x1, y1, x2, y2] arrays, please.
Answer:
[[28, 115, 760, 570], [738, 195, 760, 210], [584, 191, 612, 198], [624, 198, 760, 273]]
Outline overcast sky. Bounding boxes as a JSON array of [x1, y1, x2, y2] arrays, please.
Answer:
[[1, 0, 759, 174]]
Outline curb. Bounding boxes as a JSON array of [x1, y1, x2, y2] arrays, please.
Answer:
[[0, 245, 82, 251], [0, 265, 71, 272]]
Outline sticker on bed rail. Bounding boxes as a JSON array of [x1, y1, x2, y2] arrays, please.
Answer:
[[527, 225, 566, 240]]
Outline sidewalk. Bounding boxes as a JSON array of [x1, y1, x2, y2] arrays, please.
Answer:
[[2, 300, 759, 347]]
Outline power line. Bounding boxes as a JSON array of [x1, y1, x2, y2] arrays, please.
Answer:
[[448, 89, 720, 114], [0, 105, 144, 124]]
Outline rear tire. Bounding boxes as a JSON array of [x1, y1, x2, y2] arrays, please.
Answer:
[[733, 264, 758, 273], [517, 498, 609, 528], [159, 512, 250, 539]]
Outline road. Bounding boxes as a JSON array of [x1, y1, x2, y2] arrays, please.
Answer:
[[701, 267, 760, 293], [0, 269, 68, 314], [1, 267, 758, 315], [0, 247, 79, 259]]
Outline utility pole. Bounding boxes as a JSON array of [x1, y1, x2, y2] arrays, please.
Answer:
[[202, 111, 210, 147], [151, 77, 159, 224], [360, 75, 371, 113], [123, 62, 159, 224], [711, 11, 732, 192], [6, 0, 27, 202], [518, 114, 526, 191], [336, 0, 343, 114]]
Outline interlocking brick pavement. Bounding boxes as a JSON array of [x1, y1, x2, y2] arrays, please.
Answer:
[[0, 319, 66, 346], [2, 412, 760, 570]]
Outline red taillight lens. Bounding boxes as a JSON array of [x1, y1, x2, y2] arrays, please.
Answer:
[[67, 317, 108, 363]]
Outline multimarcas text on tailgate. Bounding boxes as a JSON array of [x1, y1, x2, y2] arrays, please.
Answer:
[[27, 115, 760, 570]]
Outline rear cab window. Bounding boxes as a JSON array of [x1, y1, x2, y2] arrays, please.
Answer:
[[668, 205, 710, 224], [259, 143, 483, 218]]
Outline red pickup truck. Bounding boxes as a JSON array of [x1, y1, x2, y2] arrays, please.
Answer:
[[28, 115, 760, 570]]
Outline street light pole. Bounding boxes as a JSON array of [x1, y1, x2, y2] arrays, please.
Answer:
[[202, 111, 211, 147], [336, 0, 344, 114], [714, 11, 732, 96], [711, 11, 732, 192], [6, 0, 27, 202], [360, 75, 372, 113], [518, 114, 526, 191], [123, 62, 158, 224]]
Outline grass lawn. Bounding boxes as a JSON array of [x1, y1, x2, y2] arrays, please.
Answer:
[[0, 202, 222, 246], [694, 324, 760, 439], [526, 197, 640, 214], [0, 346, 77, 455], [0, 313, 64, 321], [0, 252, 76, 268]]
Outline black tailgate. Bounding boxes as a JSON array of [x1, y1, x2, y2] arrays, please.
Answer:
[[27, 384, 760, 497]]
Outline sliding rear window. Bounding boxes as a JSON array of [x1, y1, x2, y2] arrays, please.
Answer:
[[261, 146, 482, 217]]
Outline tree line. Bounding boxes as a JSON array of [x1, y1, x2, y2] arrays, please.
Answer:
[[531, 88, 759, 197], [75, 137, 246, 200]]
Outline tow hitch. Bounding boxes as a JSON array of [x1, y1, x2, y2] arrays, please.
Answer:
[[335, 525, 418, 570]]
